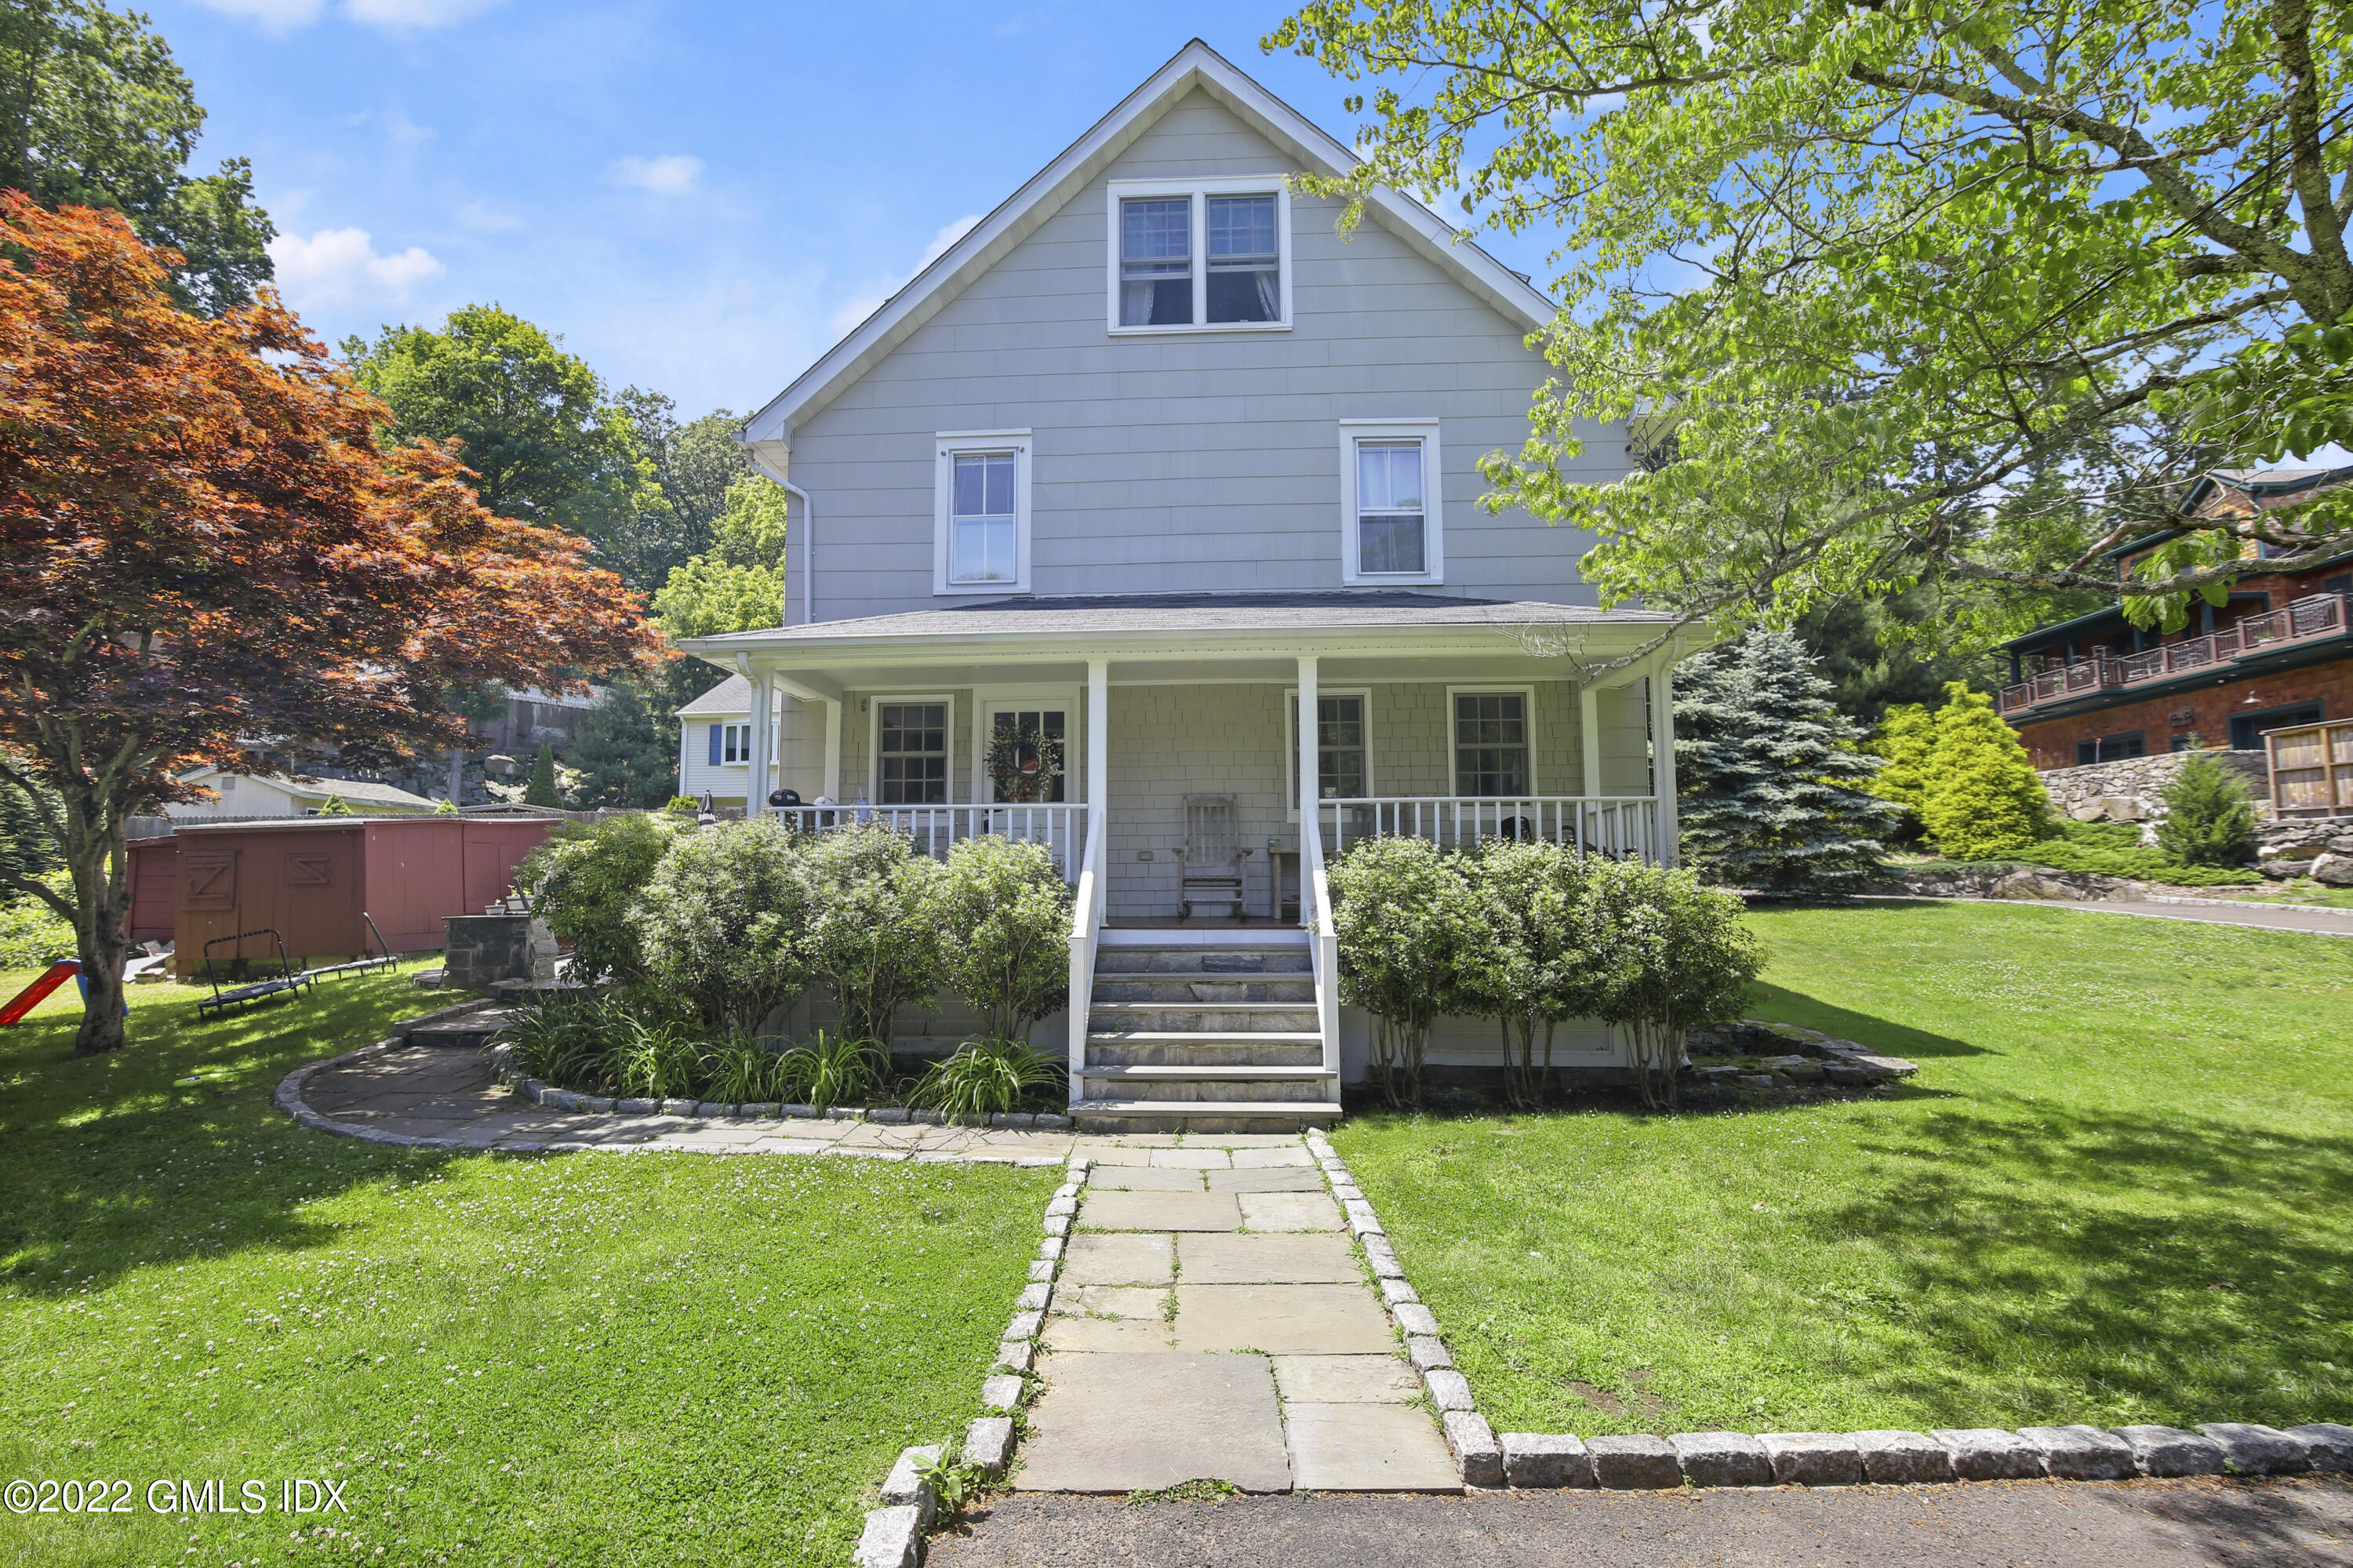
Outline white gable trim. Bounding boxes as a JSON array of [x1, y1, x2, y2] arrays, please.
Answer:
[[741, 38, 1556, 451]]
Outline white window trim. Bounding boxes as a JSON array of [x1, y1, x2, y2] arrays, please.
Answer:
[[1282, 686, 1373, 822], [1445, 684, 1539, 796], [721, 722, 751, 766], [867, 693, 957, 806], [933, 431, 1033, 597], [1104, 176, 1293, 336], [1339, 419, 1444, 585], [970, 687, 1083, 803]]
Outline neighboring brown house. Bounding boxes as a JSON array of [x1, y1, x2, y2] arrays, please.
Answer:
[[1998, 465, 2353, 769]]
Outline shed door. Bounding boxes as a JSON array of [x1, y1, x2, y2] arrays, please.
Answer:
[[462, 826, 522, 914]]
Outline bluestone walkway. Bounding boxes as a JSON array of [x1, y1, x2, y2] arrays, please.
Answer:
[[1016, 1144, 1458, 1494]]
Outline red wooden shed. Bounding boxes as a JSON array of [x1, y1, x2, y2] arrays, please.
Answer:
[[151, 817, 555, 976]]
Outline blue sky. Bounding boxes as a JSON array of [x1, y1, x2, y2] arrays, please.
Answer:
[[151, 0, 1551, 420]]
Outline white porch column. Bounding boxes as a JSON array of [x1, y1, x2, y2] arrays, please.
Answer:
[[1649, 668, 1679, 865], [1296, 654, 1319, 827], [1085, 657, 1108, 839], [742, 662, 773, 814], [1578, 682, 1602, 795], [820, 699, 843, 804]]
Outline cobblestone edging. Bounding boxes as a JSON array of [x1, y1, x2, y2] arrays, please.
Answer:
[[1301, 1132, 2353, 1492], [486, 1043, 1075, 1133], [854, 1155, 1087, 1567]]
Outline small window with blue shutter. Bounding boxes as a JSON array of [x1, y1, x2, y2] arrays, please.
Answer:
[[707, 723, 722, 766]]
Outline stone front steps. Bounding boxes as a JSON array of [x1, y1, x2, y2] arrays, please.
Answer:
[[1073, 931, 1339, 1133]]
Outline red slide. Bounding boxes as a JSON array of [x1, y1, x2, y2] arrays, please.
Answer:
[[0, 960, 82, 1026]]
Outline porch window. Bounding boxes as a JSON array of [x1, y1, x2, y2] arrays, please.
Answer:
[[877, 702, 949, 804], [1317, 695, 1366, 799], [1338, 420, 1442, 583], [950, 452, 1017, 584], [1455, 692, 1529, 795]]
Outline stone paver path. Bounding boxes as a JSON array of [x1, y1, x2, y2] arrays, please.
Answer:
[[1017, 1144, 1459, 1494], [300, 1044, 1076, 1162]]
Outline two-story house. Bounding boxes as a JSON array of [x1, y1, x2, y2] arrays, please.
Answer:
[[1998, 464, 2353, 769], [673, 41, 1704, 1129]]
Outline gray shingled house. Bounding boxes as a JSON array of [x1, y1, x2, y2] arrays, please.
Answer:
[[673, 41, 1703, 1129]]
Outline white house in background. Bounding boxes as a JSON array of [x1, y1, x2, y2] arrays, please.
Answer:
[[169, 768, 438, 819], [676, 40, 1704, 1130]]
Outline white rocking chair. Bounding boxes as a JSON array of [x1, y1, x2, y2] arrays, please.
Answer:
[[1176, 794, 1246, 922]]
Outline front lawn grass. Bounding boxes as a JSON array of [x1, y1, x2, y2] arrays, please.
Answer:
[[1337, 900, 2353, 1439], [0, 966, 1048, 1567]]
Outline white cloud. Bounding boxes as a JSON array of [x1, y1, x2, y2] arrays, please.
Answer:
[[341, 0, 501, 27], [606, 155, 704, 198], [193, 0, 325, 32], [829, 214, 981, 337], [267, 227, 446, 308], [382, 108, 434, 146], [455, 198, 524, 233]]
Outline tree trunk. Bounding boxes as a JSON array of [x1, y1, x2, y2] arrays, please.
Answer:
[[67, 817, 132, 1056]]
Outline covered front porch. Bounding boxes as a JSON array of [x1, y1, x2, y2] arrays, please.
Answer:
[[683, 593, 1702, 1126]]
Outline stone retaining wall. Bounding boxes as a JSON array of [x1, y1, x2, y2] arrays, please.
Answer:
[[2038, 749, 2268, 824]]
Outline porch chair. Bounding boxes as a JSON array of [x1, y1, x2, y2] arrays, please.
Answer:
[[1176, 794, 1247, 922]]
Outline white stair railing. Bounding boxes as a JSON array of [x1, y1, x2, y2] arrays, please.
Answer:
[[1301, 817, 1340, 1080], [1064, 804, 1106, 1107]]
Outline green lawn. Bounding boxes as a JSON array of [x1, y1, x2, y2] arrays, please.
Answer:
[[0, 966, 1048, 1567], [1337, 900, 2353, 1439]]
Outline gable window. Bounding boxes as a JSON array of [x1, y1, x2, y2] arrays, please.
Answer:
[[1454, 691, 1530, 796], [876, 701, 950, 804], [933, 431, 1032, 595], [1107, 178, 1289, 333], [1338, 420, 1443, 584]]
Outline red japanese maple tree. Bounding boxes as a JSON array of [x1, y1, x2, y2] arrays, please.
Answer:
[[0, 197, 664, 1053]]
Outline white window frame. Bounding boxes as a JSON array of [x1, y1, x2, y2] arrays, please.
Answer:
[[1339, 420, 1444, 585], [868, 693, 957, 806], [1282, 686, 1373, 822], [1446, 684, 1539, 797], [1104, 176, 1293, 336], [721, 722, 751, 766], [933, 431, 1033, 596]]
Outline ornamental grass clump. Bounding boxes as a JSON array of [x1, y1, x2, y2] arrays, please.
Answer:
[[773, 1029, 886, 1111], [498, 991, 627, 1090], [922, 835, 1073, 1040], [1452, 839, 1608, 1110], [1327, 835, 1482, 1108], [913, 1036, 1066, 1122], [797, 824, 939, 1049], [627, 816, 813, 1031]]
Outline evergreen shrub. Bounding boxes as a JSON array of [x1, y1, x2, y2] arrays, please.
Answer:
[[627, 815, 813, 1031], [2156, 752, 2259, 867], [1918, 682, 2051, 858]]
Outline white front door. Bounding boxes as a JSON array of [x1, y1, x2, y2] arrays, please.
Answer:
[[976, 698, 1075, 803]]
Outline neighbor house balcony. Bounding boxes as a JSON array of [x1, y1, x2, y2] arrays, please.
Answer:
[[1997, 591, 2352, 719]]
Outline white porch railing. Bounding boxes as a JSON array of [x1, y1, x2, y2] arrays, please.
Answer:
[[1316, 795, 1666, 864], [762, 802, 1089, 882], [1064, 805, 1106, 1107]]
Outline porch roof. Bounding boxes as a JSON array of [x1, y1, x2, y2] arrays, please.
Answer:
[[686, 591, 1672, 647]]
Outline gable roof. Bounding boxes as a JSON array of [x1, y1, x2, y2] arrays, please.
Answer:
[[741, 39, 1558, 451], [678, 672, 752, 718], [176, 769, 438, 811]]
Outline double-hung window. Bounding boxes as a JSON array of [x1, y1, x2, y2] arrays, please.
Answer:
[[1284, 690, 1370, 813], [718, 723, 750, 764], [1108, 179, 1290, 332], [933, 431, 1032, 595], [1339, 420, 1442, 583], [1454, 692, 1530, 796], [876, 701, 949, 805]]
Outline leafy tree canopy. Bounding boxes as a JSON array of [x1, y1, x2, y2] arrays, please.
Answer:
[[0, 200, 660, 1053], [1269, 0, 2353, 647], [0, 0, 272, 314], [342, 304, 652, 569], [614, 391, 748, 578]]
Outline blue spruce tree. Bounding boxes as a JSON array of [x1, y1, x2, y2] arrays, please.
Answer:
[[1675, 628, 1903, 897]]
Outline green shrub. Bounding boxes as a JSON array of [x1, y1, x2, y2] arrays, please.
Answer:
[[0, 873, 76, 969], [1451, 839, 1607, 1109], [524, 744, 562, 808], [2156, 752, 2259, 867], [1582, 859, 1764, 1108], [773, 1030, 886, 1111], [798, 824, 938, 1049], [912, 1036, 1066, 1122], [2005, 840, 2261, 886], [2058, 819, 2142, 849], [1919, 682, 2051, 859], [627, 816, 814, 1030], [315, 794, 352, 816], [664, 796, 699, 816], [522, 813, 676, 984], [1864, 701, 1937, 835], [1328, 836, 1482, 1108], [922, 835, 1073, 1041]]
